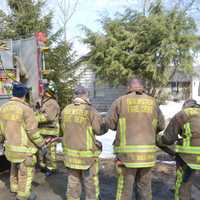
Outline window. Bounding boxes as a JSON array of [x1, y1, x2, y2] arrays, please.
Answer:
[[171, 82, 179, 93]]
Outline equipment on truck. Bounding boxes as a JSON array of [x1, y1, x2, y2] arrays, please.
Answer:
[[0, 33, 48, 170]]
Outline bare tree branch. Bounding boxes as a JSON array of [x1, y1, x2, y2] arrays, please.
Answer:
[[56, 0, 79, 42]]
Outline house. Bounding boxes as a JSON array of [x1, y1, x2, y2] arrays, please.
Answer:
[[77, 65, 200, 112]]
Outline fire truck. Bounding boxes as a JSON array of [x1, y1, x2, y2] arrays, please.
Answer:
[[0, 33, 48, 170]]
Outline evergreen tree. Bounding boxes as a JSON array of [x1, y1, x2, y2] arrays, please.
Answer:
[[0, 0, 52, 39], [83, 0, 200, 96], [45, 39, 77, 109]]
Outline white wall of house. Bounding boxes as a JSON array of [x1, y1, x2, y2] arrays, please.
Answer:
[[192, 65, 200, 103], [192, 78, 200, 103]]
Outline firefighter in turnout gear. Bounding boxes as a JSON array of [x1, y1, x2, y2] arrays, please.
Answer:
[[61, 85, 104, 200], [105, 79, 165, 200], [36, 81, 60, 175], [157, 99, 200, 200], [0, 82, 46, 200]]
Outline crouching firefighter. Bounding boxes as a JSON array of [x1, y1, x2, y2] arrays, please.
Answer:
[[36, 81, 60, 176], [61, 85, 105, 200], [0, 82, 47, 200], [157, 99, 200, 200], [105, 78, 165, 200]]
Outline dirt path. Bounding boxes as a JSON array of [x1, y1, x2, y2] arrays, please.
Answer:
[[0, 159, 199, 200]]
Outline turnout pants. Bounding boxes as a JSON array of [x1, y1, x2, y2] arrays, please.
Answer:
[[10, 155, 36, 200], [175, 161, 194, 200], [66, 161, 100, 200], [39, 141, 57, 171], [116, 165, 152, 200]]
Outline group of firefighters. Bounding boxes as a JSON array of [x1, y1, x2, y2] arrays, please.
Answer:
[[0, 78, 199, 200]]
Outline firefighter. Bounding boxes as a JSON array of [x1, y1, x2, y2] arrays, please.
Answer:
[[104, 78, 165, 200], [157, 99, 200, 200], [61, 85, 104, 200], [36, 81, 60, 176], [0, 82, 46, 200]]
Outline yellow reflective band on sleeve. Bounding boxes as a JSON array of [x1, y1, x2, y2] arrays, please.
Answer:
[[5, 144, 37, 154], [39, 128, 60, 136], [182, 123, 192, 147], [31, 131, 44, 145], [124, 161, 156, 168], [176, 145, 200, 154], [63, 147, 100, 158], [119, 118, 126, 146], [187, 163, 200, 170], [114, 145, 158, 153], [86, 127, 93, 150], [36, 113, 48, 123], [184, 108, 200, 117], [152, 118, 158, 130]]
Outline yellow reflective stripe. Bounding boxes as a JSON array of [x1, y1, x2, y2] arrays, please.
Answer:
[[184, 108, 200, 117], [24, 167, 34, 196], [86, 127, 93, 150], [39, 128, 60, 136], [5, 144, 37, 154], [64, 162, 90, 170], [152, 118, 158, 129], [175, 167, 183, 200], [89, 127, 93, 150], [36, 113, 48, 123], [176, 145, 200, 154], [10, 184, 18, 193], [187, 163, 200, 170], [21, 125, 28, 146], [124, 161, 156, 168], [119, 118, 126, 145], [67, 197, 80, 200], [17, 167, 33, 198], [114, 145, 157, 153], [31, 131, 44, 145], [183, 123, 192, 147], [63, 147, 100, 158], [94, 161, 100, 199], [116, 166, 124, 200], [1, 113, 23, 121], [5, 153, 24, 163], [47, 143, 57, 170]]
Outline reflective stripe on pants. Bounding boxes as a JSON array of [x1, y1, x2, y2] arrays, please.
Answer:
[[175, 162, 194, 200], [66, 160, 100, 200], [39, 142, 57, 171], [10, 157, 35, 200], [116, 165, 152, 200], [47, 142, 57, 170]]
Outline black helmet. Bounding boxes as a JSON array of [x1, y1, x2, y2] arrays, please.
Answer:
[[183, 99, 198, 109], [12, 82, 28, 98]]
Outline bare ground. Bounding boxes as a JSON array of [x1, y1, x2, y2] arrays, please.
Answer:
[[0, 159, 200, 200]]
